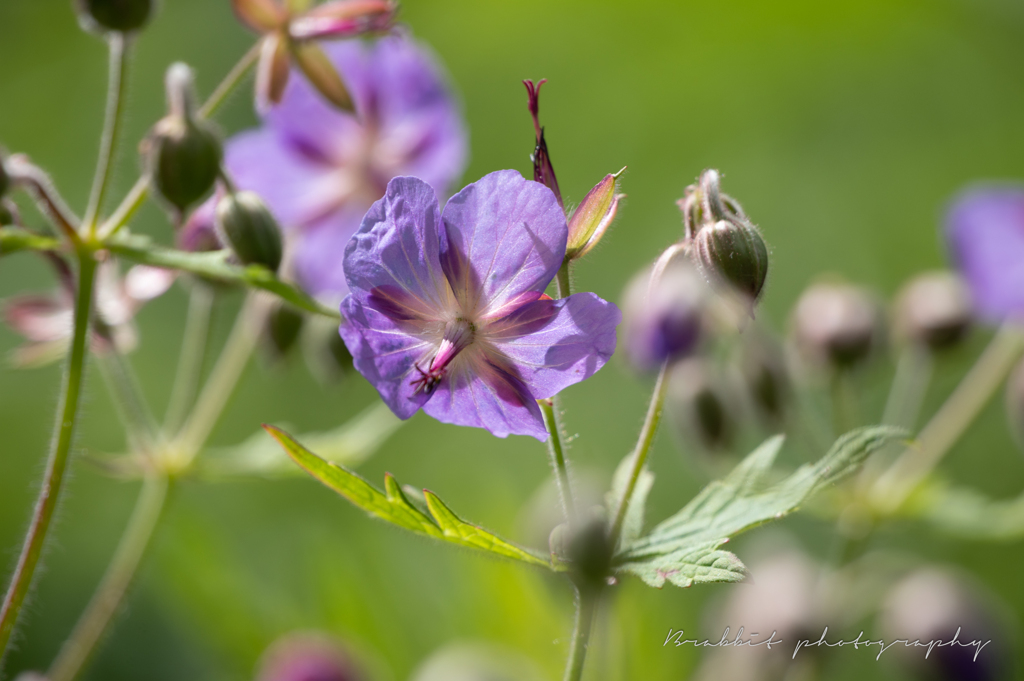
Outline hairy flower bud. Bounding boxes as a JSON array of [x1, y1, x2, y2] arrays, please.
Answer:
[[667, 358, 735, 452], [565, 169, 625, 260], [792, 281, 881, 369], [893, 270, 973, 351], [75, 0, 153, 34], [215, 191, 283, 272], [682, 170, 769, 304], [564, 514, 612, 586], [147, 64, 223, 212], [263, 301, 305, 360]]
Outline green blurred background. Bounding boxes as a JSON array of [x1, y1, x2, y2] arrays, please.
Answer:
[[2, 0, 1024, 678]]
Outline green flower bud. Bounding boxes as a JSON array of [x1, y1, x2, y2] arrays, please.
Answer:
[[75, 0, 153, 34], [792, 281, 881, 370], [215, 191, 283, 272], [262, 300, 304, 360], [893, 270, 973, 352], [147, 64, 222, 212]]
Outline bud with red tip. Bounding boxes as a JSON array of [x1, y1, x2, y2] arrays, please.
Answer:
[[75, 0, 153, 34], [565, 168, 625, 260], [893, 270, 973, 352], [215, 190, 284, 272], [792, 281, 881, 370], [523, 79, 562, 209]]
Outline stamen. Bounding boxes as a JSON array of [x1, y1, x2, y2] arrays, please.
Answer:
[[410, 318, 475, 395]]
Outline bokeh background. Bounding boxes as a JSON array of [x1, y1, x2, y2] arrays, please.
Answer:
[[2, 0, 1024, 679]]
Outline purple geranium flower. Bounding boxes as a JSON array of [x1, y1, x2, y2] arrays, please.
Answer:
[[338, 170, 621, 440], [221, 34, 467, 300], [946, 185, 1024, 323]]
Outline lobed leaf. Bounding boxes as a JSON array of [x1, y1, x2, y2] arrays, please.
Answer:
[[265, 425, 556, 569]]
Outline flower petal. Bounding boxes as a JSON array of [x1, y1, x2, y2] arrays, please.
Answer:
[[439, 169, 566, 317], [4, 294, 72, 342], [486, 292, 620, 399], [291, 205, 367, 302], [422, 349, 547, 440], [946, 186, 1024, 323]]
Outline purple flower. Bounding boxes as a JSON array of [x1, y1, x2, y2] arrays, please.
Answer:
[[220, 35, 467, 300], [338, 170, 621, 440], [946, 185, 1024, 323], [256, 632, 363, 681]]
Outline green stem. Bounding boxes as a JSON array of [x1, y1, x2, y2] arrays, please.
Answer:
[[96, 350, 160, 454], [540, 399, 577, 523], [47, 474, 170, 681], [556, 261, 572, 299], [882, 344, 933, 428], [99, 42, 260, 239], [609, 362, 669, 548], [563, 585, 598, 681], [0, 253, 97, 661], [84, 34, 130, 236], [164, 283, 215, 435], [873, 324, 1024, 513], [829, 369, 858, 436]]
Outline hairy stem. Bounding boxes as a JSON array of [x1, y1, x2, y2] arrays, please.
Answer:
[[540, 398, 577, 523], [164, 284, 215, 434], [0, 253, 97, 661], [48, 474, 170, 681], [556, 262, 572, 299], [84, 34, 130, 236], [563, 585, 598, 681], [609, 361, 668, 548], [873, 324, 1024, 512]]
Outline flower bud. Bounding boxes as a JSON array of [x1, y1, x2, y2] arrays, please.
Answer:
[[256, 632, 364, 681], [75, 0, 153, 34], [523, 79, 563, 209], [684, 170, 769, 304], [215, 191, 283, 272], [792, 281, 881, 370], [565, 169, 625, 260], [1007, 358, 1024, 452], [739, 335, 791, 425], [667, 358, 735, 452], [893, 270, 973, 352], [147, 64, 223, 212], [263, 300, 305, 360], [564, 513, 612, 586], [622, 251, 706, 371]]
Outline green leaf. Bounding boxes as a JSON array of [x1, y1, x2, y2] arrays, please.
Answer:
[[105, 233, 339, 319], [265, 425, 557, 570], [615, 427, 905, 589], [912, 479, 1024, 541], [605, 452, 655, 550], [0, 226, 61, 256]]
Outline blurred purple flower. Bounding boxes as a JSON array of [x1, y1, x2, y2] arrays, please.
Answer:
[[946, 186, 1024, 323], [256, 632, 363, 681], [219, 34, 467, 301], [338, 171, 620, 440]]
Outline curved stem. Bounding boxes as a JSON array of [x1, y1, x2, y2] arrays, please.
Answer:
[[540, 398, 577, 523], [872, 324, 1024, 513], [0, 253, 97, 661], [563, 585, 598, 681], [47, 474, 170, 681], [164, 284, 215, 434], [881, 344, 934, 429], [609, 362, 668, 548], [85, 34, 130, 236]]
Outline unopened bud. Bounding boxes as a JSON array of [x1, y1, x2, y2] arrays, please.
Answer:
[[792, 282, 881, 369], [75, 0, 153, 33], [566, 169, 625, 260], [894, 270, 973, 351], [740, 336, 791, 425], [263, 301, 305, 360], [668, 358, 735, 452], [565, 514, 612, 586], [1007, 358, 1024, 452], [685, 170, 769, 304], [215, 191, 284, 272], [147, 64, 223, 212]]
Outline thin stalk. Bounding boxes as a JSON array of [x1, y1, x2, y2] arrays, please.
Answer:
[[556, 262, 572, 299], [164, 284, 215, 434], [99, 42, 260, 239], [0, 253, 97, 660], [882, 344, 934, 428], [47, 474, 170, 681], [609, 362, 669, 547], [872, 324, 1024, 513], [84, 34, 130, 236], [563, 585, 598, 681], [175, 293, 264, 461], [6, 156, 81, 244], [540, 398, 577, 523], [829, 369, 859, 436], [96, 350, 160, 454]]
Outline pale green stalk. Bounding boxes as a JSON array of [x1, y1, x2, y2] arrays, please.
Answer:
[[563, 586, 598, 681], [84, 34, 130, 237], [164, 283, 215, 434]]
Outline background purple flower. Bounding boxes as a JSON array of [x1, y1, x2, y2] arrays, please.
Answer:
[[946, 185, 1024, 323], [221, 34, 467, 301], [338, 171, 620, 440]]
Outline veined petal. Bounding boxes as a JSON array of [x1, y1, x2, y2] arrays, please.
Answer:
[[422, 348, 547, 440], [486, 292, 620, 399], [439, 169, 567, 317]]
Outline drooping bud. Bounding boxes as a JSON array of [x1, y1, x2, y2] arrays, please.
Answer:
[[1007, 358, 1024, 452], [523, 79, 563, 209], [893, 270, 973, 352], [146, 64, 223, 213], [263, 300, 305, 360], [622, 247, 706, 371], [565, 169, 625, 260], [256, 632, 365, 681], [75, 0, 153, 34], [792, 281, 881, 370], [667, 358, 735, 452], [739, 333, 791, 426], [683, 170, 769, 304], [215, 191, 284, 272]]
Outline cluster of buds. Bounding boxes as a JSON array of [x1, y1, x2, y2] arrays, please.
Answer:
[[75, 0, 153, 34], [144, 63, 223, 216], [233, 0, 397, 110], [680, 169, 769, 305]]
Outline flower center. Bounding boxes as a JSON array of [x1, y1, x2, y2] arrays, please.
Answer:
[[411, 318, 476, 395]]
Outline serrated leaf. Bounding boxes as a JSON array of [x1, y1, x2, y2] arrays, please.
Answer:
[[265, 425, 556, 569], [605, 452, 655, 550], [615, 427, 904, 588]]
